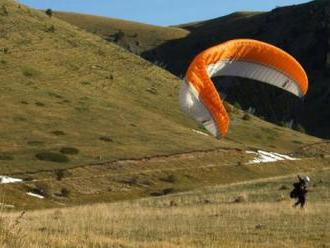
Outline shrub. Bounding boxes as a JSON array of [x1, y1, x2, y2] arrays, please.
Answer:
[[99, 136, 113, 142], [22, 67, 40, 77], [60, 188, 70, 197], [242, 113, 251, 121], [0, 154, 13, 160], [45, 8, 53, 17], [47, 92, 63, 99], [113, 30, 125, 42], [120, 177, 138, 186], [35, 102, 45, 107], [55, 169, 65, 181], [150, 188, 175, 197], [233, 102, 241, 109], [294, 124, 306, 133], [162, 188, 175, 195], [54, 169, 72, 181], [51, 130, 65, 136], [35, 152, 69, 163], [27, 140, 44, 146], [1, 47, 8, 54], [150, 192, 163, 197], [60, 147, 79, 155], [160, 174, 177, 183], [278, 185, 289, 190]]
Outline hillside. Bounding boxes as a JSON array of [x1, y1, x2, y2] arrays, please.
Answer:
[[0, 0, 220, 174], [56, 1, 330, 139], [54, 11, 189, 57], [0, 0, 324, 208]]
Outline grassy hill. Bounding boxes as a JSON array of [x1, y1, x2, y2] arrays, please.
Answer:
[[54, 11, 189, 57], [0, 0, 220, 174], [0, 0, 324, 209], [56, 1, 330, 139], [0, 2, 328, 246]]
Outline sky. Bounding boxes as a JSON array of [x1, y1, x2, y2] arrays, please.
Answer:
[[19, 0, 311, 26]]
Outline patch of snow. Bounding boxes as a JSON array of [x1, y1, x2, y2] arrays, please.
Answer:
[[0, 176, 23, 184], [246, 150, 298, 164], [26, 192, 44, 199], [192, 129, 209, 136]]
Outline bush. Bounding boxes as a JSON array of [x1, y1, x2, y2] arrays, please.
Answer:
[[55, 169, 64, 181], [150, 188, 175, 197], [242, 113, 251, 121], [162, 188, 175, 195], [294, 124, 306, 133], [278, 185, 289, 190], [233, 102, 241, 110], [60, 188, 70, 197], [22, 67, 40, 77], [99, 136, 113, 142], [35, 102, 45, 107], [27, 140, 44, 146], [45, 8, 53, 17], [60, 147, 79, 155], [35, 152, 69, 163], [0, 154, 13, 160], [51, 130, 65, 136], [120, 177, 138, 186], [160, 174, 177, 183]]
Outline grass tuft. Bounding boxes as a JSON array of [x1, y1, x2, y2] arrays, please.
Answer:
[[35, 152, 69, 163], [60, 147, 79, 155]]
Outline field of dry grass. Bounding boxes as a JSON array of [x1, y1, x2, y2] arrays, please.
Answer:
[[1, 168, 329, 247]]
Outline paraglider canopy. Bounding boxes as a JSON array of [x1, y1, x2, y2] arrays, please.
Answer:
[[179, 39, 308, 138]]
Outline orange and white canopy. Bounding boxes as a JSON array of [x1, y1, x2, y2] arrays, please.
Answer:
[[179, 39, 308, 138]]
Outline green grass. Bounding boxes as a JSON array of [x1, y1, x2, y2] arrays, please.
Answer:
[[0, 0, 320, 176], [57, 1, 330, 140], [0, 3, 327, 246], [0, 1, 325, 211], [54, 11, 189, 56]]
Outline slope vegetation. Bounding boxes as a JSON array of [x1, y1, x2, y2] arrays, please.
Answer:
[[54, 11, 189, 57], [0, 0, 216, 174], [0, 1, 323, 209], [56, 1, 330, 139], [0, 1, 320, 173]]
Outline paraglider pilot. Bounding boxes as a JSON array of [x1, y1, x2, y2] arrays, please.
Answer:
[[290, 175, 310, 208]]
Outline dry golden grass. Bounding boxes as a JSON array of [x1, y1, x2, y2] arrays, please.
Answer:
[[1, 170, 329, 248]]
